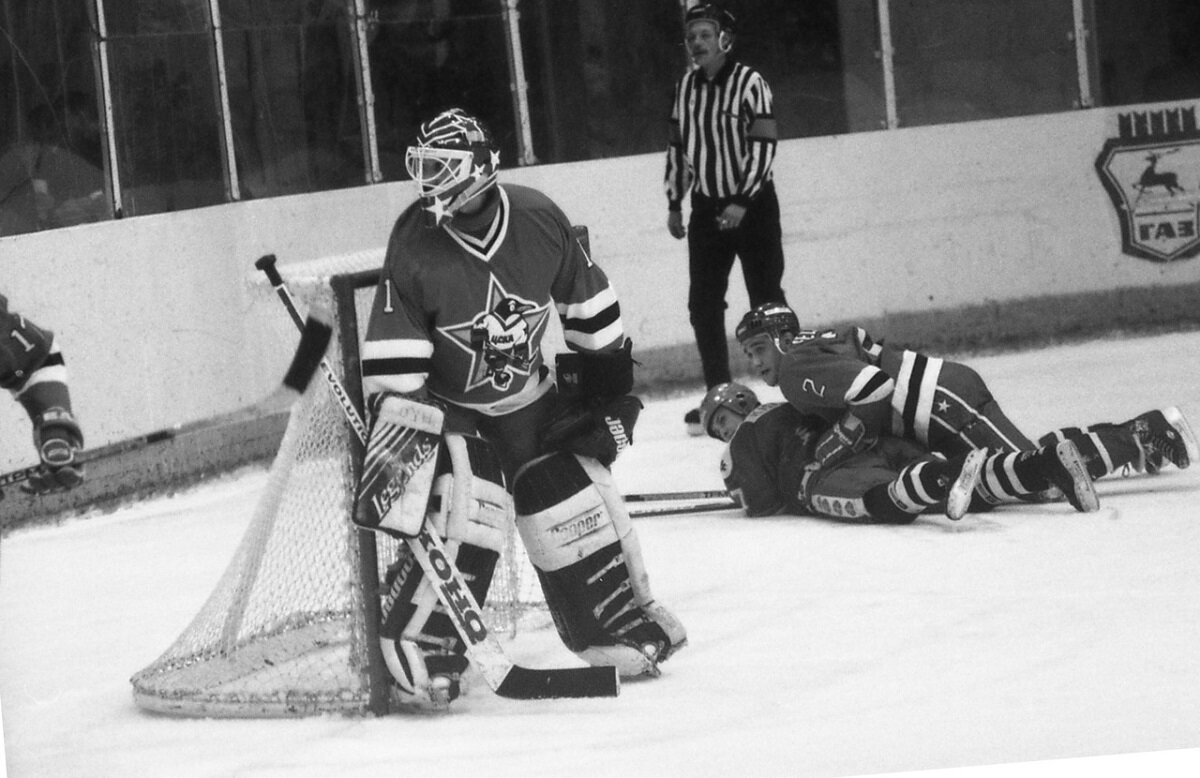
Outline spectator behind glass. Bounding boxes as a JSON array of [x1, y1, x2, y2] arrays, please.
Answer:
[[0, 99, 108, 236]]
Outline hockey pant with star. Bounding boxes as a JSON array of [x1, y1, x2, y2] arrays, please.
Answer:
[[512, 451, 687, 678], [885, 355, 1106, 507], [377, 432, 510, 705]]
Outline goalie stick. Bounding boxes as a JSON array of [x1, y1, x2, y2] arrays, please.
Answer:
[[1, 308, 333, 494], [255, 253, 620, 701]]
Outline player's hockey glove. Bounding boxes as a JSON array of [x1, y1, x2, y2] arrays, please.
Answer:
[[541, 394, 643, 467], [812, 412, 876, 471], [24, 407, 84, 494]]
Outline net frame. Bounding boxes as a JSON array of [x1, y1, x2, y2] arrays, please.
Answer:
[[129, 258, 544, 717]]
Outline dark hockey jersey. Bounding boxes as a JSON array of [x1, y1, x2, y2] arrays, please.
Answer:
[[1, 292, 71, 418], [777, 325, 951, 446], [361, 184, 625, 415], [1, 292, 57, 392], [773, 326, 893, 432], [720, 401, 828, 517]]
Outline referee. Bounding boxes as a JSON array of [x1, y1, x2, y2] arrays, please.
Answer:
[[665, 3, 788, 436]]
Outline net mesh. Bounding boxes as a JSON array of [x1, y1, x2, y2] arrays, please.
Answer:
[[130, 256, 545, 717]]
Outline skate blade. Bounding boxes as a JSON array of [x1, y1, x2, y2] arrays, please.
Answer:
[[945, 448, 986, 521], [1163, 406, 1199, 465], [1055, 439, 1100, 513]]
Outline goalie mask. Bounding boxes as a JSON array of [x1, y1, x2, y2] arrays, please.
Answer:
[[699, 381, 759, 441], [735, 302, 800, 352], [405, 108, 500, 227]]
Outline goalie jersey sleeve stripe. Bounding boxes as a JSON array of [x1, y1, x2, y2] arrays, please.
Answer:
[[361, 337, 434, 396]]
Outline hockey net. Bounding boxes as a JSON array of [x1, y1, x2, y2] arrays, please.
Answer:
[[130, 252, 546, 717]]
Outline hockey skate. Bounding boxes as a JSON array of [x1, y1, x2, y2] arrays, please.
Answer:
[[1126, 407, 1197, 473], [945, 448, 987, 521], [1043, 439, 1100, 512]]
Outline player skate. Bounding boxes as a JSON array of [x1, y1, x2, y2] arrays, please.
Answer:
[[1125, 407, 1198, 473], [1042, 439, 1100, 512], [943, 448, 987, 520]]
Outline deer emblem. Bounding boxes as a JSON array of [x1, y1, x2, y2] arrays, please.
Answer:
[[1134, 150, 1184, 197]]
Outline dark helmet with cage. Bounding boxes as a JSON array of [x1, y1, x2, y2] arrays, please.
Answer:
[[405, 108, 500, 227], [735, 302, 801, 352], [699, 381, 760, 441]]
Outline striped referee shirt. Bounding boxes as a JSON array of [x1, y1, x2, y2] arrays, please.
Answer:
[[665, 59, 777, 209]]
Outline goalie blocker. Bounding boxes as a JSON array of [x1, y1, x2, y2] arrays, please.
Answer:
[[354, 393, 444, 537], [513, 451, 687, 677]]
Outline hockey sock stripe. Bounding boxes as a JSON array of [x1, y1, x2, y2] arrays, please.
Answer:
[[977, 451, 1029, 503], [890, 462, 939, 512], [1079, 432, 1117, 478]]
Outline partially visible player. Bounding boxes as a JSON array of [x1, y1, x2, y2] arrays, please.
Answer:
[[1, 292, 84, 497], [701, 382, 987, 522], [734, 302, 1197, 513], [355, 108, 685, 709]]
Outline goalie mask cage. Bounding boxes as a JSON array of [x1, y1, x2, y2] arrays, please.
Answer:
[[130, 259, 544, 717]]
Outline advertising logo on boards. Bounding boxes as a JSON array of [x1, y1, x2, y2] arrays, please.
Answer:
[[1096, 106, 1200, 263]]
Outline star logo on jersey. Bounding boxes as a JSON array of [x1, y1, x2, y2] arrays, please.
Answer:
[[1096, 106, 1200, 263], [437, 277, 551, 392]]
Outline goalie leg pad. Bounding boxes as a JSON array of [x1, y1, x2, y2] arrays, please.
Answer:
[[378, 433, 510, 708], [513, 452, 686, 677]]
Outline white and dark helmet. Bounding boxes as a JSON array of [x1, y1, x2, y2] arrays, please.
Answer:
[[735, 302, 800, 351], [699, 381, 760, 441], [684, 3, 737, 35], [405, 108, 500, 227]]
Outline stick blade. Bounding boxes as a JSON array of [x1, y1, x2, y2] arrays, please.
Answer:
[[281, 305, 333, 395], [494, 665, 620, 700]]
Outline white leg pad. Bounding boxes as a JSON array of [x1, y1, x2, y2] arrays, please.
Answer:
[[513, 452, 687, 675]]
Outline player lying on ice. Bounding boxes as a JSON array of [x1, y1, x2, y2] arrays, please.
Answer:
[[352, 108, 685, 709], [701, 381, 1062, 522], [729, 302, 1198, 515]]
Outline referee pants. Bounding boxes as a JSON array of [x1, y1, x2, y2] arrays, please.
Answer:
[[687, 182, 787, 389]]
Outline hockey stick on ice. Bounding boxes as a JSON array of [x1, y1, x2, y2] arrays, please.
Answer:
[[624, 489, 739, 518], [624, 489, 731, 503], [629, 500, 739, 518], [255, 253, 620, 701], [0, 307, 333, 494]]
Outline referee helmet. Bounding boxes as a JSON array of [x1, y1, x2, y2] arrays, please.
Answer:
[[685, 4, 736, 35]]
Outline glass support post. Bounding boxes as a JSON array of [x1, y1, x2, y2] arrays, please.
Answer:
[[501, 0, 536, 165], [205, 0, 240, 201]]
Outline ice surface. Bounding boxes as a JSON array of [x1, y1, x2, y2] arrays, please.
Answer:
[[3, 332, 1200, 778]]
